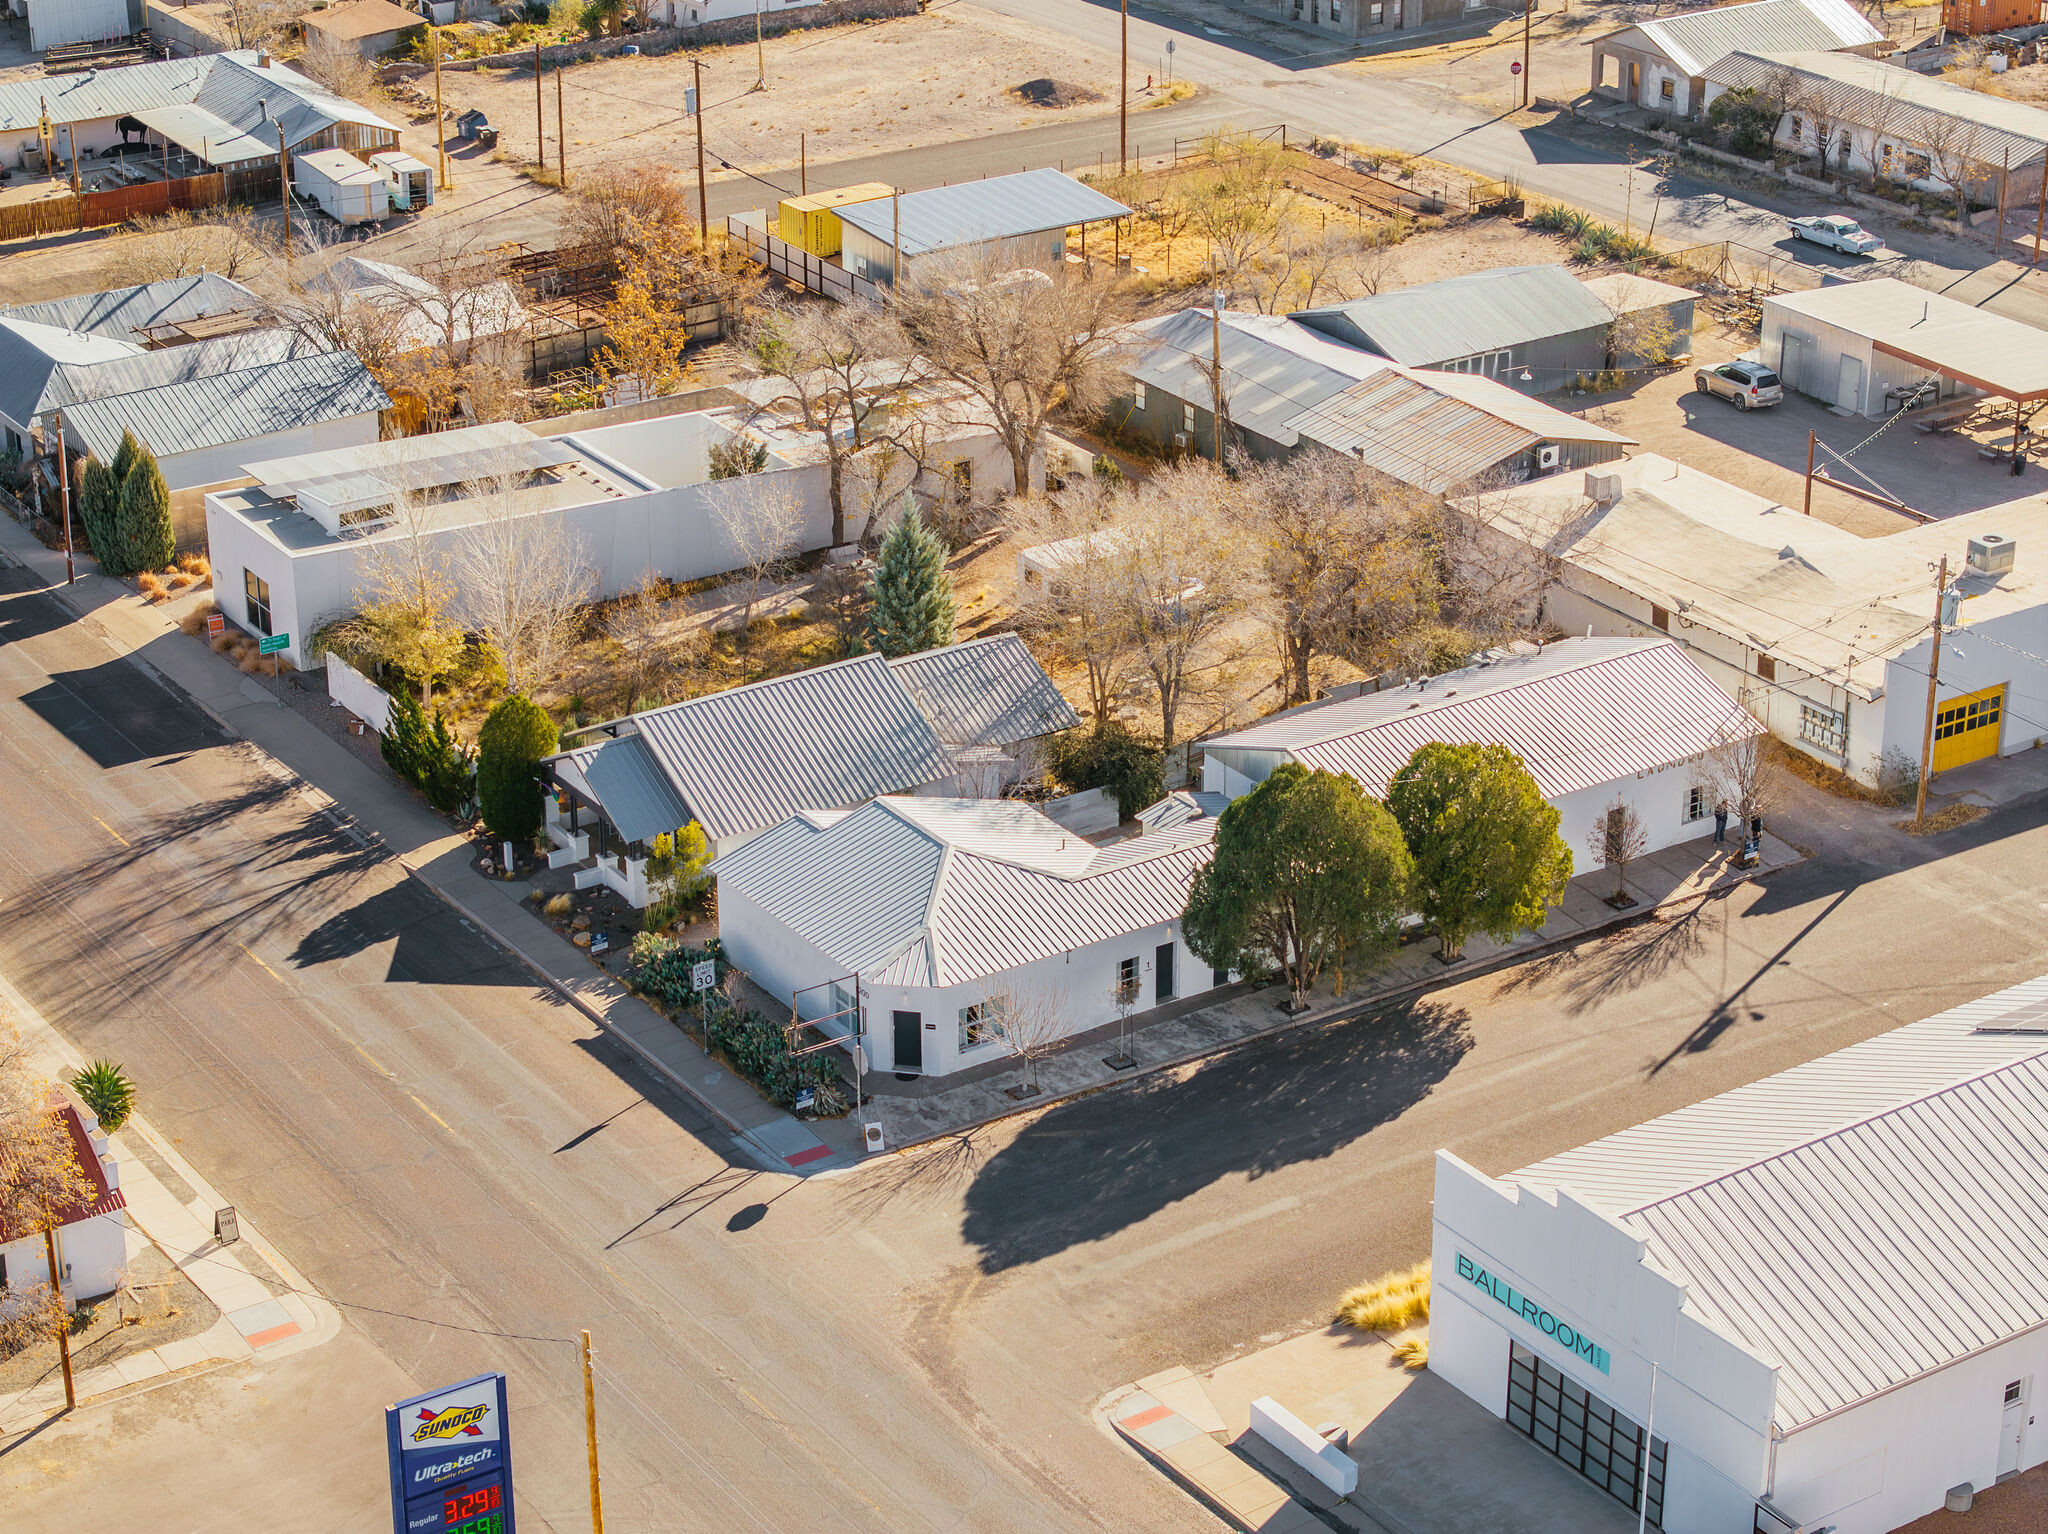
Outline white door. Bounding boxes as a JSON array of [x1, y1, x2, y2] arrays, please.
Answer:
[[1999, 1379, 2026, 1479], [1780, 334, 1807, 395], [1835, 354, 1863, 414]]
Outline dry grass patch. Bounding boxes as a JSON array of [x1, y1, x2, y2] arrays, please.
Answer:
[[1336, 1260, 1431, 1334], [1392, 1336, 1429, 1370], [1897, 803, 1986, 836]]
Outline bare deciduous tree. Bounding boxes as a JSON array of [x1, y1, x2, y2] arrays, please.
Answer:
[[452, 466, 598, 694], [888, 255, 1132, 500], [1109, 463, 1242, 749], [982, 983, 1070, 1097], [1918, 113, 1989, 224], [601, 572, 696, 713], [100, 207, 273, 288], [1586, 798, 1649, 904], [300, 29, 380, 105], [560, 162, 693, 264], [1694, 706, 1780, 850], [1013, 478, 1134, 732], [0, 1024, 95, 1375], [714, 473, 806, 680]]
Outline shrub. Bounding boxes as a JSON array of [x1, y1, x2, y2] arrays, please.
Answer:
[[70, 1060, 136, 1132], [418, 710, 475, 815], [476, 694, 559, 841], [545, 893, 575, 918], [137, 572, 169, 602], [1336, 1260, 1431, 1334], [209, 632, 235, 654], [630, 929, 675, 965], [1392, 1337, 1429, 1370], [698, 984, 847, 1113], [1043, 723, 1164, 818], [175, 552, 210, 578], [381, 686, 432, 786]]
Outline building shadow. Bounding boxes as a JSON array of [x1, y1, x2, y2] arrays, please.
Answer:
[[959, 995, 1472, 1274]]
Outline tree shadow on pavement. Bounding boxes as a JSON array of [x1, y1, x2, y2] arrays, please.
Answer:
[[957, 997, 1472, 1275], [1494, 895, 1721, 1018]]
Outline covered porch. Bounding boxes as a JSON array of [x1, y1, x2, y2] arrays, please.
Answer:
[[540, 732, 691, 909]]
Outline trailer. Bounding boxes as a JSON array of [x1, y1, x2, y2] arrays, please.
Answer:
[[370, 149, 434, 210], [293, 148, 390, 225]]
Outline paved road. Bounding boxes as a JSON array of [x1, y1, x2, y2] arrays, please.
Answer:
[[0, 564, 1121, 1534]]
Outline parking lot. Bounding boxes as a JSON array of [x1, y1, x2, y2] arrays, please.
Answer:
[[1574, 317, 2043, 534]]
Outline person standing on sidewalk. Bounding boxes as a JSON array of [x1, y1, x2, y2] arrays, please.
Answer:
[[1712, 800, 1728, 844]]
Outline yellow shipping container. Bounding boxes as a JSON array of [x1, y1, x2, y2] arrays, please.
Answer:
[[776, 182, 894, 257]]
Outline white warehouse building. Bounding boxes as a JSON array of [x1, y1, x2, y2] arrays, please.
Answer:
[[1432, 972, 2048, 1534], [1200, 637, 1758, 864]]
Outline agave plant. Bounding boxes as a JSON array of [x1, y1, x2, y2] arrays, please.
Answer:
[[71, 1060, 136, 1133]]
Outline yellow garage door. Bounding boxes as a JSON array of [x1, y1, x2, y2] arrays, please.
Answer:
[[1932, 683, 2006, 773]]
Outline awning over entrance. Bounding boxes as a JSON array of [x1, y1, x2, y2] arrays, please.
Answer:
[[1868, 313, 2048, 402], [132, 105, 278, 167]]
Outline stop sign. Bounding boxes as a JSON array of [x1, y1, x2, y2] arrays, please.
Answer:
[[1510, 60, 1523, 74]]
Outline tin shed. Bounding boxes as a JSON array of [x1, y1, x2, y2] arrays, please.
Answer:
[[293, 147, 390, 224]]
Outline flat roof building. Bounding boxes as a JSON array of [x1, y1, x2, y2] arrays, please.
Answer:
[[1433, 971, 2048, 1534]]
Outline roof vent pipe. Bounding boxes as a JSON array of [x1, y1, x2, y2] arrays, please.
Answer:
[[259, 97, 269, 121], [258, 51, 272, 68]]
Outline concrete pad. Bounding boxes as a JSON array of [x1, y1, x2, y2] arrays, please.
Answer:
[[1251, 1506, 1328, 1534], [154, 1334, 223, 1371], [1151, 1372, 1229, 1435], [1134, 1412, 1204, 1451], [1160, 1434, 1232, 1472], [227, 1297, 292, 1338], [1200, 1451, 1277, 1494], [111, 1349, 166, 1386]]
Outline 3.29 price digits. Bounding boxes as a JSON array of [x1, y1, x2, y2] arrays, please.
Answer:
[[443, 1481, 504, 1533]]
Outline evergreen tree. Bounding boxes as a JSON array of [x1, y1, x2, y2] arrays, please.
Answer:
[[476, 694, 559, 843], [110, 428, 142, 487], [864, 500, 956, 658], [79, 459, 121, 570], [380, 686, 432, 789], [115, 445, 174, 577], [419, 710, 476, 815]]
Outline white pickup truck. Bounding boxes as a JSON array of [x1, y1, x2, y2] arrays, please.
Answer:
[[1789, 214, 1885, 256]]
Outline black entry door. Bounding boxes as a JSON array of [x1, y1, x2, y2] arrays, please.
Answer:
[[1156, 942, 1176, 1002], [893, 1010, 923, 1073]]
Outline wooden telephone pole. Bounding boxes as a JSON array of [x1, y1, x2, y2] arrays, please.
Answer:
[[1211, 291, 1224, 465], [581, 1331, 605, 1533], [1119, 0, 1128, 173], [55, 408, 73, 585], [277, 119, 290, 264], [557, 65, 568, 189], [434, 29, 452, 191], [693, 57, 708, 242], [1912, 555, 1950, 830], [43, 1228, 75, 1409], [536, 39, 545, 170], [1522, 0, 1534, 109]]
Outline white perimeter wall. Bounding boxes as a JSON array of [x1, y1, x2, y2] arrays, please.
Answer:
[[719, 882, 1222, 1078], [148, 412, 381, 495], [1879, 605, 2048, 770], [1431, 1150, 1778, 1534], [1, 1212, 127, 1300], [28, 0, 129, 51]]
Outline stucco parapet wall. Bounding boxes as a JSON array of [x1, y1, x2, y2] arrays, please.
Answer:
[[431, 0, 918, 72]]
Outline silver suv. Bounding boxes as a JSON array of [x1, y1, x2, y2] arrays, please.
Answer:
[[1695, 360, 1783, 410]]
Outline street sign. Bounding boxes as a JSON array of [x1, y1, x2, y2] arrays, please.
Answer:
[[206, 613, 225, 639], [691, 959, 716, 993], [258, 632, 290, 655], [387, 1374, 517, 1534], [1510, 60, 1523, 74], [1165, 37, 1175, 51]]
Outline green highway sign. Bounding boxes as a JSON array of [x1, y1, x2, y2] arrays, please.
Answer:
[[259, 633, 290, 655]]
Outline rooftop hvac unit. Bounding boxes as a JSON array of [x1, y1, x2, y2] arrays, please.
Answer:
[[1537, 444, 1561, 471], [1968, 534, 2016, 576]]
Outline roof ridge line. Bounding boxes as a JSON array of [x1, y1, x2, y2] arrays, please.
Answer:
[[1608, 1034, 2048, 1219]]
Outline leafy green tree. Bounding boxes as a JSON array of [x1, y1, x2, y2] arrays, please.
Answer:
[[1182, 764, 1412, 1008], [78, 459, 121, 570], [70, 1061, 135, 1133], [1043, 723, 1164, 818], [864, 501, 956, 658], [641, 821, 713, 932], [476, 694, 559, 843], [1386, 742, 1572, 961], [115, 445, 174, 577]]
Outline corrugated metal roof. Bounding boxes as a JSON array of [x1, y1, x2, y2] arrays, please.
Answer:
[[630, 654, 956, 841], [835, 168, 1129, 257], [1608, 0, 1880, 77], [0, 50, 394, 140], [0, 319, 138, 430], [1414, 366, 1638, 446], [1206, 637, 1752, 799], [133, 104, 275, 166], [61, 349, 387, 461], [1284, 372, 1540, 492], [712, 796, 1214, 988], [1764, 276, 2048, 400], [0, 54, 208, 132], [1291, 266, 1615, 366], [1, 322, 321, 431], [1134, 789, 1232, 833], [887, 633, 1080, 747], [1126, 307, 1391, 448], [1575, 272, 1699, 316], [0, 274, 259, 339], [569, 735, 690, 846], [1705, 50, 2048, 163], [1511, 974, 2048, 1430]]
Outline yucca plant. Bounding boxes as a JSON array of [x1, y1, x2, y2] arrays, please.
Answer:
[[72, 1060, 136, 1133]]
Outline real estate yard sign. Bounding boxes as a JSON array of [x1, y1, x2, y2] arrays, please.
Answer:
[[386, 1373, 517, 1534]]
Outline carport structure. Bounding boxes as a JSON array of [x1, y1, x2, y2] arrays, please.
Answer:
[[1762, 279, 2048, 467]]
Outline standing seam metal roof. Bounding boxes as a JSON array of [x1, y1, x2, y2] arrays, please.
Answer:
[[886, 633, 1082, 747], [627, 654, 956, 842], [1604, 0, 1881, 78], [0, 50, 396, 140], [833, 167, 1130, 257], [1206, 637, 1751, 799], [1512, 975, 2048, 1430], [60, 350, 389, 461], [0, 274, 259, 339], [559, 735, 691, 846], [1290, 266, 1617, 366]]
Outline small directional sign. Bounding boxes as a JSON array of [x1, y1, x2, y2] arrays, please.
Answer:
[[258, 632, 290, 655]]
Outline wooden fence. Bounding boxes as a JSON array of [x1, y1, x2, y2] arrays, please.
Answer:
[[0, 161, 281, 244], [726, 214, 885, 305]]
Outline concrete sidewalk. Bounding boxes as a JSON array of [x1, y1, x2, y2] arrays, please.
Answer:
[[1105, 1325, 1636, 1534], [0, 967, 339, 1433], [0, 514, 868, 1177]]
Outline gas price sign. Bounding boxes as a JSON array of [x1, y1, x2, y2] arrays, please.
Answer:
[[386, 1374, 518, 1534]]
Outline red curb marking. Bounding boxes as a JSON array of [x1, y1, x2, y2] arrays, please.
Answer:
[[1120, 1405, 1173, 1429], [246, 1321, 303, 1348], [784, 1144, 832, 1167]]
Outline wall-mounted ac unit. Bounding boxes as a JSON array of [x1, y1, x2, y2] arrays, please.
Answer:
[[1537, 444, 1562, 471], [1172, 432, 1190, 451]]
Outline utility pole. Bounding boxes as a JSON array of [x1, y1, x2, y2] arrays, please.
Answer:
[[1211, 289, 1224, 465], [2033, 161, 2045, 266], [581, 1331, 606, 1534], [43, 1228, 75, 1409], [434, 28, 452, 191], [1120, 0, 1128, 173], [693, 56, 708, 243], [893, 184, 904, 286], [55, 409, 73, 584], [1522, 0, 1533, 110], [800, 131, 807, 196], [277, 118, 290, 265], [536, 40, 545, 170], [557, 65, 568, 188], [754, 0, 765, 90], [1912, 554, 1950, 830], [1803, 429, 1815, 516]]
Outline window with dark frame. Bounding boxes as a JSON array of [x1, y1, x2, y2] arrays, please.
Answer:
[[245, 569, 272, 636], [1686, 785, 1707, 822]]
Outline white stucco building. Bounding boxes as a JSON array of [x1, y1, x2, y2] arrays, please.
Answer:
[[0, 1102, 127, 1304], [1586, 0, 1880, 119], [1432, 972, 2048, 1534], [1474, 455, 2048, 788], [713, 796, 1224, 1078], [1201, 637, 1757, 864]]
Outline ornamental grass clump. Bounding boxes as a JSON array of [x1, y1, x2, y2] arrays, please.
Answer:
[[1336, 1260, 1431, 1334]]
